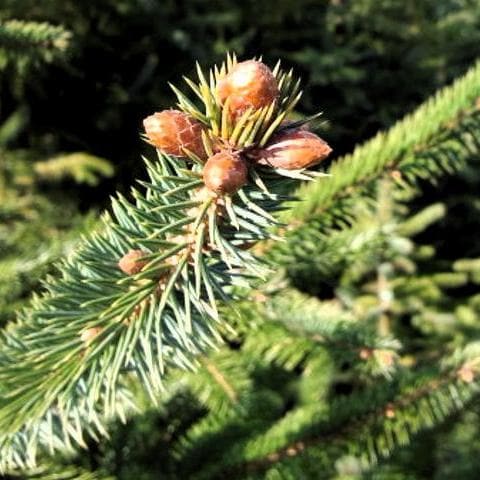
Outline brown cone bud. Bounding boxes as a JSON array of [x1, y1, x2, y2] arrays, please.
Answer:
[[253, 129, 332, 170], [143, 110, 205, 158], [203, 151, 248, 195], [118, 249, 148, 275], [217, 60, 279, 116]]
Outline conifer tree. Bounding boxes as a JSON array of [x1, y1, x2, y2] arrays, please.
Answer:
[[1, 54, 480, 480]]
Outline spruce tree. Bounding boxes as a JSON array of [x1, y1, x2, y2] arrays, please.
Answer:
[[1, 54, 480, 480]]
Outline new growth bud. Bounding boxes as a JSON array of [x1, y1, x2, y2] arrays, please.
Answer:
[[253, 129, 332, 170], [203, 151, 248, 195], [118, 249, 148, 275], [217, 60, 279, 116], [143, 110, 205, 159]]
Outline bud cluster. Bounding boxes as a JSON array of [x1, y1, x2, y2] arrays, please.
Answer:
[[135, 57, 333, 300], [142, 58, 332, 197]]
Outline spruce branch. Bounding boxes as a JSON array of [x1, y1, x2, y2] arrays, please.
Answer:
[[197, 351, 480, 480], [0, 19, 72, 62], [0, 145, 103, 325], [268, 180, 409, 289], [170, 350, 254, 416], [239, 289, 401, 375], [276, 138, 476, 286], [268, 62, 480, 273], [34, 153, 114, 186], [288, 60, 480, 222], [174, 389, 285, 477], [0, 55, 331, 470], [270, 81, 480, 281], [177, 61, 480, 480]]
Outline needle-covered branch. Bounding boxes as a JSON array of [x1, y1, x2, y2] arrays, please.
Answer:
[[0, 55, 332, 471], [0, 19, 71, 64], [285, 60, 480, 223], [191, 347, 480, 480]]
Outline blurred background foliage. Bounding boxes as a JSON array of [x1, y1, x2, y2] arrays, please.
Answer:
[[2, 0, 480, 176], [1, 0, 480, 478]]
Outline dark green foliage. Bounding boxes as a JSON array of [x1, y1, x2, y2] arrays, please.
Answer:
[[0, 19, 71, 62], [0, 109, 111, 327]]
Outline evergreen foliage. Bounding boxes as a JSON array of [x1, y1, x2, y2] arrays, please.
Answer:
[[1, 52, 480, 479], [2, 2, 480, 479], [0, 110, 112, 326], [34, 153, 114, 186], [0, 19, 71, 58], [0, 55, 328, 472], [0, 18, 71, 76]]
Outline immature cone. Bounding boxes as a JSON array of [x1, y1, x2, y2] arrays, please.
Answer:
[[118, 249, 148, 275], [203, 151, 248, 195], [253, 129, 332, 170], [143, 110, 205, 158], [217, 60, 279, 116]]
